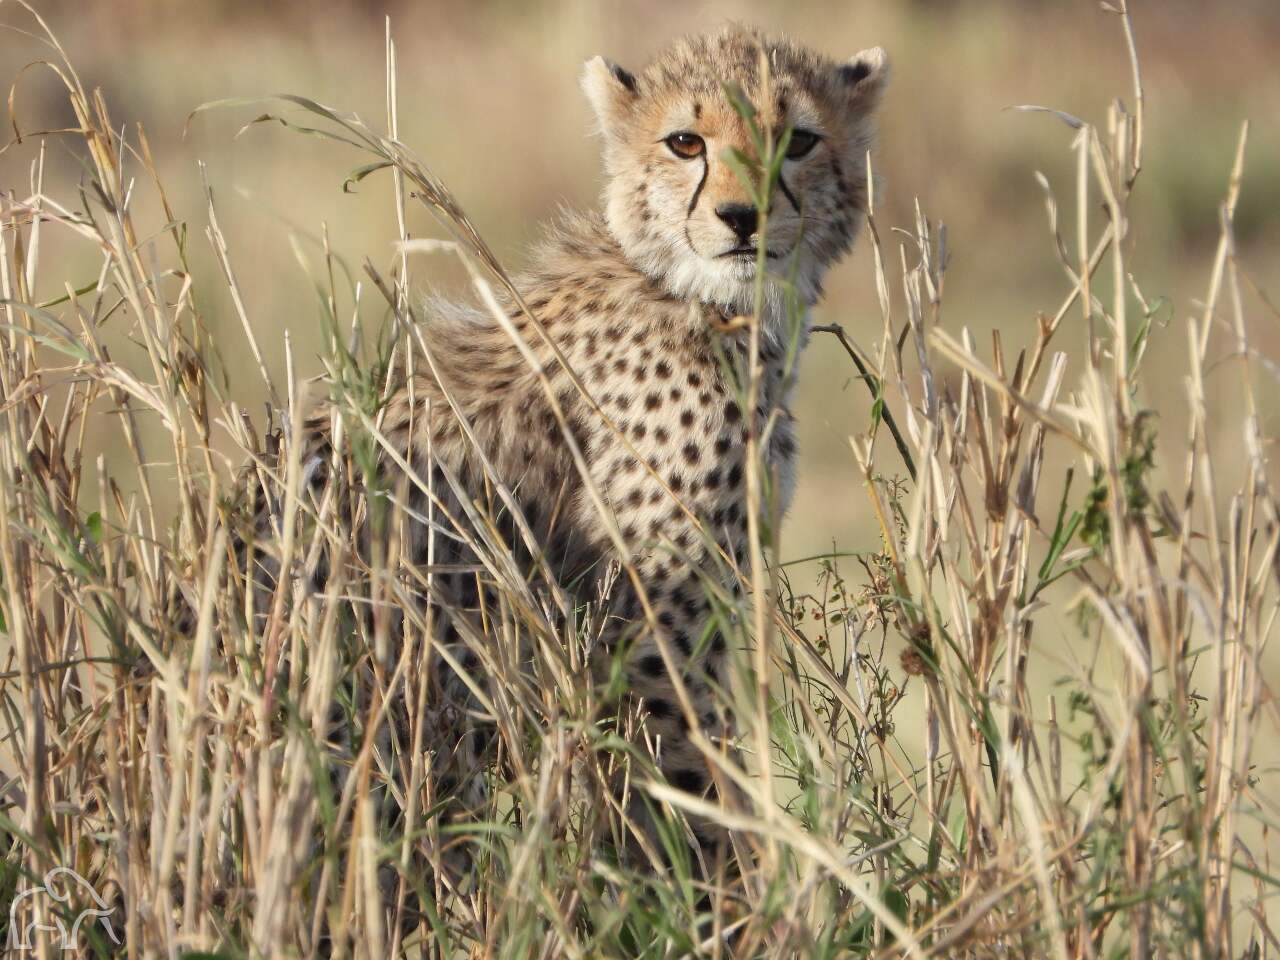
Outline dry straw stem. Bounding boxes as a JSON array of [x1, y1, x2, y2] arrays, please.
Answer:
[[1, 1, 1278, 957]]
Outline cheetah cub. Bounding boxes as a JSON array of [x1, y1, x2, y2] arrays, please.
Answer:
[[236, 26, 887, 866]]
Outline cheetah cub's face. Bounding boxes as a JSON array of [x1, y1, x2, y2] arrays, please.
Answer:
[[583, 28, 888, 318]]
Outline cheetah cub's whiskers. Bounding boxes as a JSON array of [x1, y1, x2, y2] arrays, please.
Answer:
[[228, 25, 888, 879]]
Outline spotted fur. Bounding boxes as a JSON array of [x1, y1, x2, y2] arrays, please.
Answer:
[[227, 26, 888, 871]]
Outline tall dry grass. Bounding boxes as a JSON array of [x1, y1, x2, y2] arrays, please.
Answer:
[[1, 2, 1277, 957]]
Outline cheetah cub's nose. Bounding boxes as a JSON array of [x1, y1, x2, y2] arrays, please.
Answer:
[[715, 203, 758, 243]]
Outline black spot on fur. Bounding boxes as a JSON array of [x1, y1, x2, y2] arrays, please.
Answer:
[[647, 697, 675, 720], [670, 768, 705, 793]]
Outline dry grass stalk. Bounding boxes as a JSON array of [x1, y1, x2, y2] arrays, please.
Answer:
[[0, 2, 1276, 957]]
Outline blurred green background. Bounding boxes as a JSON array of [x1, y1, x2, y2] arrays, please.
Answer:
[[3, 0, 1279, 565]]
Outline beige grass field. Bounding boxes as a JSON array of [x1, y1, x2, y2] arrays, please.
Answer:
[[2, 1, 1279, 956]]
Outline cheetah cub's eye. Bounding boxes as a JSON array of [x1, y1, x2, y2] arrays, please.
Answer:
[[784, 129, 821, 160], [664, 131, 706, 159]]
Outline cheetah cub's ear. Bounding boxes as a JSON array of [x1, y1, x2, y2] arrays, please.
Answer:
[[839, 46, 891, 110], [581, 55, 639, 138]]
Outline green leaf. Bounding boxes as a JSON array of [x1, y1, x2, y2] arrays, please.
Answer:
[[35, 279, 99, 311], [720, 147, 759, 203], [232, 113, 369, 151], [343, 160, 394, 193], [882, 884, 910, 927], [1038, 468, 1077, 580], [0, 302, 94, 362], [722, 81, 756, 121], [189, 95, 372, 151], [721, 82, 766, 157], [766, 126, 793, 194]]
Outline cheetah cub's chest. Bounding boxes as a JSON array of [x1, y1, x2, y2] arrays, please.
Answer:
[[564, 303, 801, 575]]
